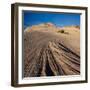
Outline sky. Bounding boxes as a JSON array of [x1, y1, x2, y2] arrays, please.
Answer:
[[23, 11, 80, 29]]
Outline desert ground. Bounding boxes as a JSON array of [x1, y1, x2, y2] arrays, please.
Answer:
[[24, 23, 80, 77]]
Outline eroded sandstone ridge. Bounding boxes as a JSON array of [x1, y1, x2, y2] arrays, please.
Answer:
[[24, 23, 80, 77]]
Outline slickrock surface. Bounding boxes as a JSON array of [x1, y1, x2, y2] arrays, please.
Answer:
[[24, 23, 80, 77]]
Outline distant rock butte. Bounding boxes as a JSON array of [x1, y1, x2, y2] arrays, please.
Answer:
[[24, 22, 80, 32], [24, 23, 57, 32]]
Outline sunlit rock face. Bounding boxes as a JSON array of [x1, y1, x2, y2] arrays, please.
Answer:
[[24, 23, 80, 77]]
